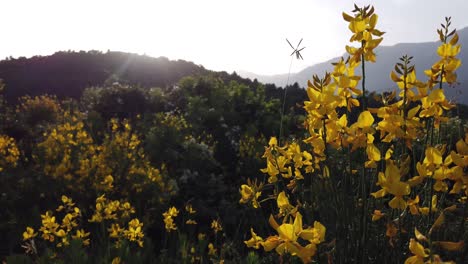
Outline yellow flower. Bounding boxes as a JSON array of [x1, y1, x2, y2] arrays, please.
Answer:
[[163, 206, 179, 232], [386, 222, 398, 247], [356, 111, 374, 128], [55, 229, 67, 238], [185, 204, 196, 214], [198, 233, 206, 241], [405, 238, 428, 264], [23, 227, 37, 241], [108, 223, 123, 238], [269, 137, 278, 147], [61, 195, 75, 207], [100, 175, 114, 189], [407, 196, 420, 215], [166, 206, 179, 217], [419, 195, 438, 215], [211, 219, 223, 234], [260, 161, 279, 183], [186, 219, 197, 225], [0, 134, 20, 171], [124, 218, 144, 247], [239, 179, 262, 208], [277, 191, 294, 216], [343, 5, 384, 63], [244, 228, 263, 249], [208, 243, 217, 256], [371, 210, 385, 221], [261, 213, 325, 263], [40, 211, 59, 242], [371, 160, 411, 210], [72, 229, 90, 246]]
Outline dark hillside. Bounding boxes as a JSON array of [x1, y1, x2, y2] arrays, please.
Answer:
[[0, 51, 209, 100]]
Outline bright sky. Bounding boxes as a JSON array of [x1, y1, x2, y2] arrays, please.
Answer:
[[1, 0, 468, 75]]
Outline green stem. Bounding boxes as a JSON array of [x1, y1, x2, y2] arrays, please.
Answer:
[[279, 56, 294, 144], [361, 46, 367, 110]]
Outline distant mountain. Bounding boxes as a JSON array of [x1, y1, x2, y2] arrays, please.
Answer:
[[0, 51, 213, 101], [240, 27, 468, 104]]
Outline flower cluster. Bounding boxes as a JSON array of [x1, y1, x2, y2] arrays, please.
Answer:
[[239, 178, 263, 208], [245, 193, 326, 263], [261, 137, 315, 186], [23, 195, 89, 248], [0, 134, 20, 172], [35, 114, 173, 199], [163, 206, 179, 232], [343, 4, 384, 63]]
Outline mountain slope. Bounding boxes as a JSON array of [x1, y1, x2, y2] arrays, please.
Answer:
[[0, 51, 211, 101], [241, 27, 468, 104]]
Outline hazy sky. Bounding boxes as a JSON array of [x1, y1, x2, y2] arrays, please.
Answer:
[[1, 0, 468, 75]]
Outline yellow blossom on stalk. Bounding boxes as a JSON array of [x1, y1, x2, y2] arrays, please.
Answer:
[[261, 161, 280, 183], [374, 101, 422, 144], [371, 160, 411, 210], [208, 243, 217, 256], [39, 211, 59, 242], [23, 227, 37, 241], [386, 222, 398, 247], [198, 233, 206, 241], [407, 196, 420, 215], [100, 175, 114, 190], [89, 195, 136, 224], [120, 202, 136, 218], [355, 111, 374, 129], [185, 204, 196, 214], [260, 212, 325, 263], [123, 218, 144, 247], [432, 154, 453, 192], [425, 17, 461, 87], [343, 4, 384, 63], [417, 20, 459, 126], [375, 57, 425, 147], [261, 137, 315, 184], [61, 213, 78, 232], [72, 229, 90, 246], [108, 223, 123, 238], [211, 219, 223, 234], [304, 74, 340, 122], [331, 57, 362, 111], [239, 178, 263, 208], [186, 219, 197, 225], [365, 135, 381, 168], [304, 73, 344, 158], [371, 210, 385, 221], [419, 195, 438, 215], [405, 238, 428, 264], [277, 191, 294, 216], [448, 136, 468, 194], [419, 88, 453, 124], [55, 228, 69, 247], [347, 111, 378, 160], [244, 228, 263, 249], [163, 206, 179, 232], [423, 146, 443, 174]]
